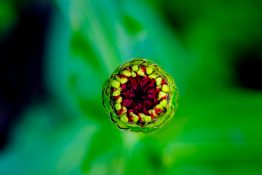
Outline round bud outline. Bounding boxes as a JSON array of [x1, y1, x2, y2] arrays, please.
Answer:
[[102, 58, 179, 133]]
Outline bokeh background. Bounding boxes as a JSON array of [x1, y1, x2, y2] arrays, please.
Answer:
[[1, 0, 262, 174]]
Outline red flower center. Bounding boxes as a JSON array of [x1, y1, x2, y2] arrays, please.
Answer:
[[121, 76, 160, 115]]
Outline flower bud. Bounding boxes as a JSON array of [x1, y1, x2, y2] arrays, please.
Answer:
[[102, 58, 179, 133]]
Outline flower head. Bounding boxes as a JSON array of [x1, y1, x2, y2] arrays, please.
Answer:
[[102, 58, 178, 133]]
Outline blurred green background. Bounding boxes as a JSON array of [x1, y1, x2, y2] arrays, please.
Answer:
[[0, 0, 262, 174]]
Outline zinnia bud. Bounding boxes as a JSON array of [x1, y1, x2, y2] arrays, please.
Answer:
[[102, 58, 178, 133]]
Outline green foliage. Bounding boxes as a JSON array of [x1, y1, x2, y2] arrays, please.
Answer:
[[0, 0, 262, 174], [0, 1, 16, 39]]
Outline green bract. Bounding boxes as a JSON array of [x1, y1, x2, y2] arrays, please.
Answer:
[[102, 58, 178, 133]]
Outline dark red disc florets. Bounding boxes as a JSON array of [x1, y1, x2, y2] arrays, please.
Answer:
[[110, 64, 170, 125], [121, 76, 159, 115]]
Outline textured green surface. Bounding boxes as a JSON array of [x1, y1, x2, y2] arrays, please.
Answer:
[[0, 0, 262, 174]]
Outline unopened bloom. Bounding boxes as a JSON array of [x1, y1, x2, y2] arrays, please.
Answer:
[[102, 58, 178, 133]]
